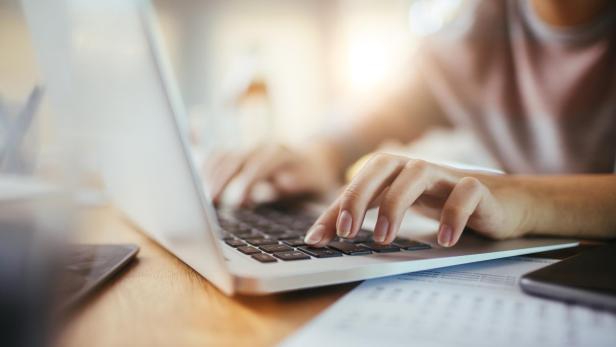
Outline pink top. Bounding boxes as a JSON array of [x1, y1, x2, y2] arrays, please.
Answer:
[[415, 0, 616, 173]]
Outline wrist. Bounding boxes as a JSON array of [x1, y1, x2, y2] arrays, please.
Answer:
[[505, 177, 543, 237], [517, 186, 539, 237], [483, 174, 538, 237]]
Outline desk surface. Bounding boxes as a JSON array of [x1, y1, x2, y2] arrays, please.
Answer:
[[59, 206, 354, 347]]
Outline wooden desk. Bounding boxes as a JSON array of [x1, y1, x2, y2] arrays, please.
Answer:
[[59, 206, 592, 347], [58, 206, 355, 347]]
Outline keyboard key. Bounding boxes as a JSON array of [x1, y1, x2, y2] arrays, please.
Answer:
[[247, 238, 279, 246], [232, 230, 263, 239], [327, 241, 372, 255], [259, 244, 294, 253], [218, 219, 235, 229], [277, 233, 302, 240], [361, 241, 401, 253], [261, 225, 287, 236], [274, 250, 311, 261], [225, 239, 246, 247], [238, 223, 254, 231], [288, 229, 308, 236], [299, 247, 343, 258], [336, 229, 372, 244], [351, 229, 373, 243], [253, 219, 272, 228], [392, 239, 432, 251], [282, 238, 306, 247], [275, 216, 296, 225], [237, 246, 261, 255], [223, 223, 248, 233], [252, 253, 277, 263], [289, 220, 313, 229]]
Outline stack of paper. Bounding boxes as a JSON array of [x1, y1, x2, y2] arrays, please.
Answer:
[[281, 257, 616, 347]]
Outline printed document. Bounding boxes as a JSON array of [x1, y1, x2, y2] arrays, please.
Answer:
[[280, 257, 616, 347]]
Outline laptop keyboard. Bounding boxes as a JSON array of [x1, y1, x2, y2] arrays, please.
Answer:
[[217, 207, 431, 263]]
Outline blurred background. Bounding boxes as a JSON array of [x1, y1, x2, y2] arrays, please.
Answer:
[[155, 0, 420, 146], [1, 0, 462, 151]]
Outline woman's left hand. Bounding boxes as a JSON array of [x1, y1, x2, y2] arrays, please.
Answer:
[[304, 153, 532, 247]]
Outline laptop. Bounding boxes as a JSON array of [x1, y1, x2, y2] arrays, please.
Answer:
[[24, 0, 578, 295]]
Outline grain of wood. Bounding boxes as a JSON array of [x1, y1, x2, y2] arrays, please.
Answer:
[[57, 206, 355, 347]]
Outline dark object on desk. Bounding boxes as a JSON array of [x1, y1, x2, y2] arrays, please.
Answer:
[[1, 220, 58, 347], [1, 190, 71, 347], [0, 85, 43, 174], [520, 243, 616, 311], [58, 244, 139, 310]]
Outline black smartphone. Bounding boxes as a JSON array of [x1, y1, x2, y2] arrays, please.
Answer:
[[58, 244, 139, 310], [520, 243, 616, 311]]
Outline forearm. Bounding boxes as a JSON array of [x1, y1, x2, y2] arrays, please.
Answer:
[[491, 175, 616, 239]]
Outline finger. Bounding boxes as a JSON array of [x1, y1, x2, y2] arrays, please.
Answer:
[[234, 146, 289, 205], [304, 198, 341, 247], [209, 152, 248, 203], [337, 154, 406, 239], [438, 177, 487, 247], [248, 181, 279, 204], [204, 151, 226, 180], [375, 160, 433, 244], [271, 169, 310, 195]]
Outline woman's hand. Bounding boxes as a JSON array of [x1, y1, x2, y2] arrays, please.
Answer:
[[304, 153, 532, 247], [204, 143, 340, 206]]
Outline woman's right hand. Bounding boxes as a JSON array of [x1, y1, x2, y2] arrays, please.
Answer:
[[204, 143, 340, 206]]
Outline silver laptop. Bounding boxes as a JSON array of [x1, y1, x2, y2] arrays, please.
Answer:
[[24, 0, 578, 295]]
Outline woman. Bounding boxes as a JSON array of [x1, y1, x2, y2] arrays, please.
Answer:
[[207, 0, 616, 248]]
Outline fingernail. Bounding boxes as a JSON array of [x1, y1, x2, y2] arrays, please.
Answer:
[[373, 215, 389, 243], [336, 210, 353, 238], [305, 224, 326, 245], [438, 224, 453, 247]]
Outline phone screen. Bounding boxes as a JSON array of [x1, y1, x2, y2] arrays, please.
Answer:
[[521, 243, 616, 309], [58, 244, 139, 309]]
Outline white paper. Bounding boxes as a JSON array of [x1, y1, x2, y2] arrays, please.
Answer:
[[280, 257, 616, 347]]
